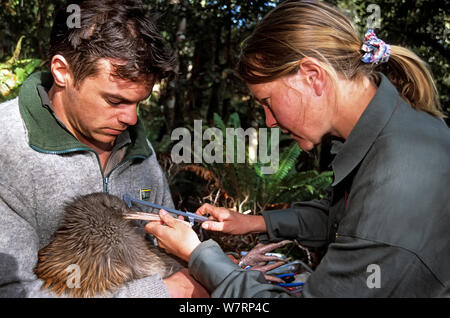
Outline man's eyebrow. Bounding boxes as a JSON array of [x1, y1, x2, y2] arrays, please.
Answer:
[[102, 93, 139, 104]]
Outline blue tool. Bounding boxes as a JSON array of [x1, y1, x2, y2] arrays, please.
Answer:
[[123, 194, 209, 224]]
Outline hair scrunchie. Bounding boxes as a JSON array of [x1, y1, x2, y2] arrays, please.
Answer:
[[361, 29, 391, 64]]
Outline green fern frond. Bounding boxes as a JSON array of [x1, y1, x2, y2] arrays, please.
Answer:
[[268, 142, 301, 186], [226, 112, 241, 129], [213, 112, 227, 133]]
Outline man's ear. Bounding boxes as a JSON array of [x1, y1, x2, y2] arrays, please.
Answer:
[[297, 57, 327, 97], [50, 55, 73, 88]]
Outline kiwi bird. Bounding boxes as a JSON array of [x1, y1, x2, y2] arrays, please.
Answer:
[[34, 192, 185, 298]]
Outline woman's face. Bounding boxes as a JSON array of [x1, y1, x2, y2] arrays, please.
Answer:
[[248, 74, 335, 151]]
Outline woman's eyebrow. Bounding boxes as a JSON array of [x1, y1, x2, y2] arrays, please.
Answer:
[[260, 97, 271, 108]]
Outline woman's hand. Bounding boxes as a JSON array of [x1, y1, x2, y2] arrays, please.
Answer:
[[144, 210, 200, 262], [196, 203, 267, 235]]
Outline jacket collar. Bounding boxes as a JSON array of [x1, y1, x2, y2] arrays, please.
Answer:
[[18, 71, 152, 159], [331, 73, 400, 186]]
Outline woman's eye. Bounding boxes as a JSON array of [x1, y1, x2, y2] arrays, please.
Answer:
[[107, 99, 121, 106], [261, 98, 271, 108]]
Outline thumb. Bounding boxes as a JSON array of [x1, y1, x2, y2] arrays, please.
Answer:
[[202, 220, 224, 232]]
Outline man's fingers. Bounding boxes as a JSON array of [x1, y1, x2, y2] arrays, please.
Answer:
[[156, 240, 168, 251], [158, 209, 181, 227], [145, 220, 165, 237]]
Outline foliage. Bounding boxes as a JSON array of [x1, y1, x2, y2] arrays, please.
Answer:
[[0, 0, 65, 61], [0, 36, 42, 102], [166, 112, 333, 213], [1, 0, 447, 121]]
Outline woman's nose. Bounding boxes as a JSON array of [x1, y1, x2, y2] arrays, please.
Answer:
[[264, 107, 278, 128]]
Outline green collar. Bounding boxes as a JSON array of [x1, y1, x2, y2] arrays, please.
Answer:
[[18, 71, 152, 160]]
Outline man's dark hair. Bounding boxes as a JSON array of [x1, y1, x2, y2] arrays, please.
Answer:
[[49, 0, 176, 85]]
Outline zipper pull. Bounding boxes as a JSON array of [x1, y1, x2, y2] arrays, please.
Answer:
[[104, 177, 109, 193]]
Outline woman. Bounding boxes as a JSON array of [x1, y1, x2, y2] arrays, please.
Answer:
[[146, 0, 449, 297]]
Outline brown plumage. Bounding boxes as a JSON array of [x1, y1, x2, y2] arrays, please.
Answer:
[[34, 192, 185, 298]]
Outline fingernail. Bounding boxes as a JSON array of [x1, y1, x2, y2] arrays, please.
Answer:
[[202, 223, 209, 230]]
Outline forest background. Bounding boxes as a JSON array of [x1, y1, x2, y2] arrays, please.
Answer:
[[1, 0, 449, 256]]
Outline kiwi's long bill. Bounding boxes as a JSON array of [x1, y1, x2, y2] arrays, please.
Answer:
[[123, 212, 161, 221]]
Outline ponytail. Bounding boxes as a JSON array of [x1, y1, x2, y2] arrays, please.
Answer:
[[379, 46, 443, 118]]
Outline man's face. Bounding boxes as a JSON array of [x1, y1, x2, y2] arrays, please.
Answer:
[[61, 59, 154, 151]]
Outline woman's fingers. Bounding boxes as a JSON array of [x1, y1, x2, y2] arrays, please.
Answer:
[[196, 204, 233, 221], [201, 220, 224, 232], [196, 203, 216, 216], [145, 210, 201, 262]]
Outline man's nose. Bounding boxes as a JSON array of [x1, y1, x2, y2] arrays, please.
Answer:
[[118, 105, 138, 127]]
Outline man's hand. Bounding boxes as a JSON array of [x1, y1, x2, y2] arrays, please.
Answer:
[[163, 269, 210, 298], [196, 203, 267, 235], [145, 209, 200, 262]]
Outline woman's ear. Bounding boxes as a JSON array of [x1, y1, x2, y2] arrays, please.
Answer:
[[50, 55, 73, 88], [297, 57, 327, 97]]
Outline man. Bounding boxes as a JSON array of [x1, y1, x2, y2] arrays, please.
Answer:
[[0, 0, 206, 297]]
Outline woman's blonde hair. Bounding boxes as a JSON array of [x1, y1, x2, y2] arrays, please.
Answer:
[[237, 0, 444, 118]]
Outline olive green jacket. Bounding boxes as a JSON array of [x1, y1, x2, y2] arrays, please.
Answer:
[[188, 74, 450, 298]]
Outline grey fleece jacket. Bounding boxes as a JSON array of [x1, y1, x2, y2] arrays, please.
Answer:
[[0, 72, 174, 298]]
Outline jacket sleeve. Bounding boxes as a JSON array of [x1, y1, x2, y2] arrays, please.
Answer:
[[258, 188, 331, 248], [0, 182, 54, 297], [0, 182, 170, 298], [189, 239, 443, 298], [189, 240, 294, 298]]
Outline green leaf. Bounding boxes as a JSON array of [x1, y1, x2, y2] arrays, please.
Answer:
[[14, 67, 26, 84], [213, 112, 227, 133], [226, 112, 241, 129], [268, 142, 301, 186], [23, 59, 42, 75]]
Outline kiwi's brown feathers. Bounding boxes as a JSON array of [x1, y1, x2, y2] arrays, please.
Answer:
[[34, 193, 185, 298]]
